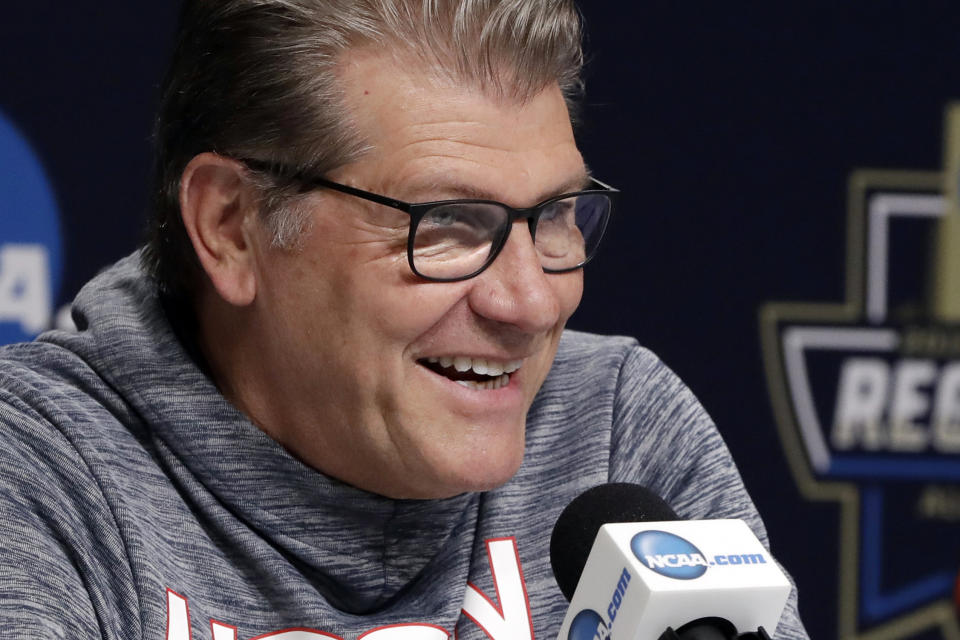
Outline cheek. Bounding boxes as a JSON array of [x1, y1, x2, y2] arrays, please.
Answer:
[[523, 272, 583, 396], [552, 271, 584, 323], [330, 269, 465, 356]]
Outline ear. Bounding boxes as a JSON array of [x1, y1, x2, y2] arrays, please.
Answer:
[[179, 153, 259, 306]]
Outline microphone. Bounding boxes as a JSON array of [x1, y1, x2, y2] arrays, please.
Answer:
[[550, 483, 791, 640]]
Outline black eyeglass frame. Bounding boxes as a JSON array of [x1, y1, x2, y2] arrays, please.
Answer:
[[241, 158, 618, 282]]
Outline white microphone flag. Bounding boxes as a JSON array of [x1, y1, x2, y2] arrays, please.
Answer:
[[557, 519, 791, 640]]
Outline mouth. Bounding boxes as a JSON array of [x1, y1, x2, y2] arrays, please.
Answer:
[[417, 356, 523, 391]]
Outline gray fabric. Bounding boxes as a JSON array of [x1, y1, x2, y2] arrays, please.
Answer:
[[0, 253, 809, 639]]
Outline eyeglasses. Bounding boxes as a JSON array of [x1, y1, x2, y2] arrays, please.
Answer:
[[241, 158, 617, 282]]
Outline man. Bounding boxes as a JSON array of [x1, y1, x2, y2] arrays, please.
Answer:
[[0, 1, 808, 638]]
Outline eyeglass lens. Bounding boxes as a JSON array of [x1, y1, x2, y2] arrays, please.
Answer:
[[411, 192, 611, 280]]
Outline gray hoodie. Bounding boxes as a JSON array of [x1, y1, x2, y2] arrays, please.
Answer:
[[0, 253, 808, 639]]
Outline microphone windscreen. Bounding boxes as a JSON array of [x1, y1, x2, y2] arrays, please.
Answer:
[[550, 483, 679, 600]]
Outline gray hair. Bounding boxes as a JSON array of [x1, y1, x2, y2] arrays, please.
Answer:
[[143, 0, 586, 308]]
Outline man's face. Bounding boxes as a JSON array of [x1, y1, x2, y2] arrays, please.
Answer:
[[243, 50, 586, 498]]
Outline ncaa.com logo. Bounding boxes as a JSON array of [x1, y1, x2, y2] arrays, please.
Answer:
[[567, 567, 631, 640], [631, 530, 767, 580]]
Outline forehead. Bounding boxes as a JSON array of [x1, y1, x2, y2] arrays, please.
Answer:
[[333, 48, 586, 204]]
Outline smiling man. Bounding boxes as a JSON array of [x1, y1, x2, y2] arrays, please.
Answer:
[[185, 49, 590, 500], [0, 1, 808, 639]]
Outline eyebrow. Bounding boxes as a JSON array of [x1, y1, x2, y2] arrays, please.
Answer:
[[401, 170, 593, 205]]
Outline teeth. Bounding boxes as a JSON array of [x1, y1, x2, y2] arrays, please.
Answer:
[[427, 356, 523, 389], [473, 358, 489, 375], [455, 373, 510, 391], [426, 356, 523, 377]]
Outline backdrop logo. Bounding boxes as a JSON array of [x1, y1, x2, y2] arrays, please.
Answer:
[[0, 109, 63, 345], [631, 531, 708, 580], [761, 105, 960, 639]]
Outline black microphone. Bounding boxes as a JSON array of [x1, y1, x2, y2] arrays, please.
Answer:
[[551, 483, 680, 601], [550, 483, 790, 640]]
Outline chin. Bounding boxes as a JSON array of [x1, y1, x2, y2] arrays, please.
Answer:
[[448, 447, 526, 495], [408, 442, 526, 499], [380, 412, 529, 498]]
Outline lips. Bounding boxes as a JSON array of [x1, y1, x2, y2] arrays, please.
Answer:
[[419, 356, 523, 390]]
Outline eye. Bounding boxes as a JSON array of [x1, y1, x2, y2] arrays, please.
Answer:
[[538, 199, 577, 229], [417, 204, 506, 246], [411, 203, 508, 277], [427, 207, 460, 226]]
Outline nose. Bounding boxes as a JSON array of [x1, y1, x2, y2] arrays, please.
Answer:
[[467, 220, 562, 333]]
